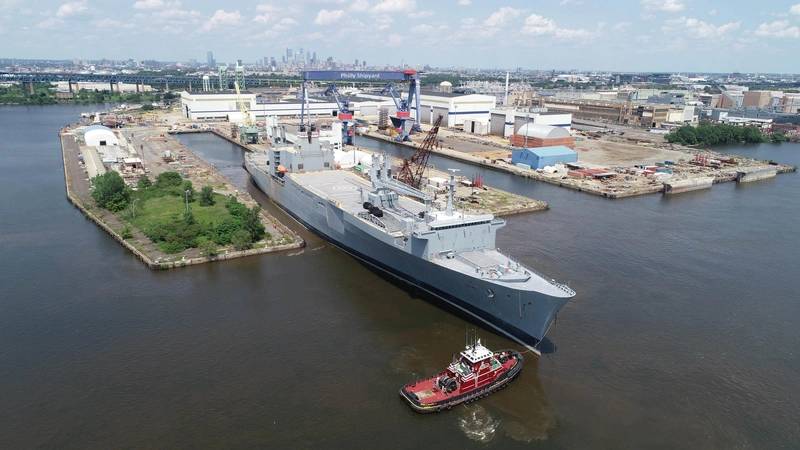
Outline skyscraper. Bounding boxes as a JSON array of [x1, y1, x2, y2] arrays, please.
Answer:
[[206, 51, 215, 67]]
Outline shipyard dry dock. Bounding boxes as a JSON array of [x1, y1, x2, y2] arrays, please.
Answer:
[[364, 129, 796, 199], [169, 121, 549, 218]]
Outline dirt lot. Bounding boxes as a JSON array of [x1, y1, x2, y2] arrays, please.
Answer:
[[573, 136, 691, 167]]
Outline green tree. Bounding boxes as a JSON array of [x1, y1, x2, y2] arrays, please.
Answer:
[[242, 206, 266, 241], [181, 180, 195, 202], [91, 171, 130, 211], [771, 131, 788, 143], [212, 217, 242, 245], [231, 229, 253, 250], [199, 238, 219, 257], [155, 171, 183, 188], [199, 185, 215, 206], [141, 104, 154, 111], [137, 175, 152, 190]]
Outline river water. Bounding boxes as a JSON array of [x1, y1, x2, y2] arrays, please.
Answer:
[[2, 104, 798, 449]]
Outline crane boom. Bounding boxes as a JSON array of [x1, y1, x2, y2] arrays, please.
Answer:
[[397, 115, 442, 189]]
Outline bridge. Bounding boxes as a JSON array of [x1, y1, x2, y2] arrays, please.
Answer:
[[0, 70, 419, 91]]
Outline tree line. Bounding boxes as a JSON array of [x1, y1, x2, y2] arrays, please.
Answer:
[[665, 122, 787, 146]]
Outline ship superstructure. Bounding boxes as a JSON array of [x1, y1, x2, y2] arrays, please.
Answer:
[[245, 125, 575, 351]]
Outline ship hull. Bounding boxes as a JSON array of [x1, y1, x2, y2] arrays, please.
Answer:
[[245, 158, 568, 349]]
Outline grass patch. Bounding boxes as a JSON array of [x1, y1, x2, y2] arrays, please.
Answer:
[[118, 172, 268, 254]]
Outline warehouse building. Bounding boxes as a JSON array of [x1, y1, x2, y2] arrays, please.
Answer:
[[511, 146, 578, 169], [359, 90, 497, 128], [180, 91, 340, 121], [489, 108, 572, 138], [538, 98, 670, 128]]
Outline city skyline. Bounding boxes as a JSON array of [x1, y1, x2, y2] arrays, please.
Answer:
[[1, 0, 799, 73]]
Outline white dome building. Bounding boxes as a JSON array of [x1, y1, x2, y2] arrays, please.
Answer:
[[515, 123, 570, 140], [83, 125, 119, 147], [439, 80, 453, 93]]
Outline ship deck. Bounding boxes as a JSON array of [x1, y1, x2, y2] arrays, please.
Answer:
[[290, 170, 426, 216]]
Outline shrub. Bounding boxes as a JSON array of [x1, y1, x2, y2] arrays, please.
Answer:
[[155, 171, 183, 188], [137, 175, 152, 190], [181, 180, 195, 202], [199, 238, 219, 257], [91, 171, 130, 211], [212, 217, 242, 245], [231, 229, 253, 250], [199, 186, 215, 206]]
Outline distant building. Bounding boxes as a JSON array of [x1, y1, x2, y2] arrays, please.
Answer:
[[511, 146, 578, 169], [206, 51, 215, 67], [742, 91, 772, 109], [539, 98, 669, 128]]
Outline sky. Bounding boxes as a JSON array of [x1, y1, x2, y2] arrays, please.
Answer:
[[1, 0, 799, 73]]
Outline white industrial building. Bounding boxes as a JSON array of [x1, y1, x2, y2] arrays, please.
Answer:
[[180, 90, 496, 128], [488, 108, 572, 138], [357, 90, 497, 128], [181, 91, 343, 121], [83, 125, 119, 147]]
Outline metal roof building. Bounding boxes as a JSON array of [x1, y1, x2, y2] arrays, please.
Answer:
[[511, 146, 578, 170]]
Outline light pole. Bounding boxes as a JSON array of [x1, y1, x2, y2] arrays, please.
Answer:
[[185, 189, 190, 214]]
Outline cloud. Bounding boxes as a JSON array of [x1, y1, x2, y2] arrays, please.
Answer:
[[790, 4, 800, 15], [37, 17, 63, 29], [273, 17, 297, 31], [613, 21, 631, 31], [202, 9, 241, 31], [664, 17, 741, 39], [408, 10, 433, 18], [484, 7, 520, 27], [372, 0, 415, 13], [755, 20, 800, 38], [641, 0, 684, 13], [314, 9, 344, 25], [387, 33, 404, 47], [457, 0, 471, 5], [411, 23, 448, 33], [56, 0, 88, 18], [521, 13, 591, 39], [93, 18, 132, 28], [133, 0, 171, 10]]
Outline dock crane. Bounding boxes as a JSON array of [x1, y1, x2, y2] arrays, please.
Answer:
[[299, 69, 421, 135], [234, 80, 259, 144], [397, 114, 442, 189], [323, 83, 355, 146]]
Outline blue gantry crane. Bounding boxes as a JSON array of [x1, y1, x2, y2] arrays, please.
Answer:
[[323, 83, 355, 145], [299, 70, 421, 141]]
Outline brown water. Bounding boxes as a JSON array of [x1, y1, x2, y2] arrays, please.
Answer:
[[1, 105, 799, 449]]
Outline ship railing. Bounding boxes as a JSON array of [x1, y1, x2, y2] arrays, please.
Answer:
[[500, 250, 575, 294], [357, 211, 386, 229]]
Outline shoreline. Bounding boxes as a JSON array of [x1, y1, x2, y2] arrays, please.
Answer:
[[59, 130, 304, 270], [361, 130, 797, 199]]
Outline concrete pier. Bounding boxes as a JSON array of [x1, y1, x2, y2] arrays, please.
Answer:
[[664, 177, 714, 195], [736, 167, 778, 183]]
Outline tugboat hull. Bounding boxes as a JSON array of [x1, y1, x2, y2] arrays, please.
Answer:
[[400, 350, 523, 413]]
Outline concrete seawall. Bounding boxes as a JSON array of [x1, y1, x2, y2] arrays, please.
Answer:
[[59, 131, 303, 270]]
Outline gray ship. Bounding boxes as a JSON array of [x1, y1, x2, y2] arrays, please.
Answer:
[[244, 126, 575, 352]]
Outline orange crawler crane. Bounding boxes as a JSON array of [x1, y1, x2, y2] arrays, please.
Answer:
[[397, 115, 443, 189]]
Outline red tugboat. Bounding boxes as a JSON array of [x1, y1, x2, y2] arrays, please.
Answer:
[[400, 338, 523, 413]]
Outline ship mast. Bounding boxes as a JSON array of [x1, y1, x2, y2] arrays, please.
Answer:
[[446, 169, 459, 216]]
